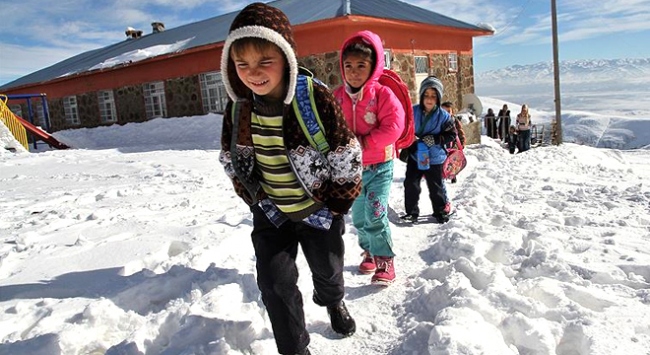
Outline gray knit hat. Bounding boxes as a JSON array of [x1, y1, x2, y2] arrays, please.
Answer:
[[418, 76, 444, 105], [220, 2, 298, 105]]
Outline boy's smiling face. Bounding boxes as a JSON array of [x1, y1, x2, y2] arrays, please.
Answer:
[[232, 43, 286, 101]]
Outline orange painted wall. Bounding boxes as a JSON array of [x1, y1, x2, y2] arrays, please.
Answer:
[[294, 17, 482, 56]]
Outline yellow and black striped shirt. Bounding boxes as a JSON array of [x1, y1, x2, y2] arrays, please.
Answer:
[[251, 112, 316, 214]]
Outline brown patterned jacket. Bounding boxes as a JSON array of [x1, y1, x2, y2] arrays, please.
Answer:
[[219, 81, 363, 216]]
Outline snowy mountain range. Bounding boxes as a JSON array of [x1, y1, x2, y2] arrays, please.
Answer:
[[475, 58, 650, 118], [476, 58, 650, 85]]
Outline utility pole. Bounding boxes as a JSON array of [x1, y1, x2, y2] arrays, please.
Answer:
[[551, 0, 563, 144]]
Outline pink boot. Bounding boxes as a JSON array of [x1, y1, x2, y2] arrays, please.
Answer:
[[358, 251, 376, 274], [371, 256, 395, 285]]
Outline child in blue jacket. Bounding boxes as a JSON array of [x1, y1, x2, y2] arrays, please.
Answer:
[[400, 76, 457, 223]]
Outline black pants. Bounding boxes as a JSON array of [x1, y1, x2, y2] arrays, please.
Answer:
[[251, 206, 346, 354], [403, 158, 446, 216]]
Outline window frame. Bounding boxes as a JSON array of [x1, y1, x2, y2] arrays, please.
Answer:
[[98, 90, 117, 123], [414, 55, 429, 74], [143, 81, 167, 119], [9, 104, 22, 118], [383, 50, 391, 69], [199, 71, 228, 113], [448, 52, 458, 72], [63, 96, 80, 125]]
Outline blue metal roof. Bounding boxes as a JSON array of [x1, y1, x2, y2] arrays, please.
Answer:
[[1, 0, 489, 91]]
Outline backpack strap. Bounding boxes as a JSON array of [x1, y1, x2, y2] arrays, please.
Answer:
[[292, 75, 329, 155]]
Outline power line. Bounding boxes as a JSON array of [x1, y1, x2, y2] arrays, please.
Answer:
[[493, 0, 534, 38]]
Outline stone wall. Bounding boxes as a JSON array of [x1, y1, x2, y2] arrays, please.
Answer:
[[45, 76, 204, 132], [300, 52, 342, 89], [165, 76, 203, 118], [115, 85, 147, 124], [46, 100, 66, 132], [463, 119, 481, 146], [77, 92, 100, 127]]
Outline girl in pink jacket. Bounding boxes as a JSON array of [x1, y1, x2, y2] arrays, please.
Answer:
[[333, 30, 405, 286]]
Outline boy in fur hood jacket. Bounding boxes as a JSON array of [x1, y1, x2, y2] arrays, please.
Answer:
[[218, 3, 362, 354]]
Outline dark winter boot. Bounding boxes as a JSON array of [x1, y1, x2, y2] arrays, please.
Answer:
[[399, 213, 419, 223], [293, 348, 311, 355], [432, 213, 450, 224], [327, 301, 356, 336]]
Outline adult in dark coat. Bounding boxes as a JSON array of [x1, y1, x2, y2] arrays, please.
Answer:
[[484, 108, 497, 139], [497, 104, 511, 142]]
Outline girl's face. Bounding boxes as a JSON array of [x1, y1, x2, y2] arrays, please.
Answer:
[[343, 54, 373, 89], [422, 88, 438, 113], [232, 43, 286, 101]]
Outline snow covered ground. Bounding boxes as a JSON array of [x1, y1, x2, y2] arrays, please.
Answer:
[[1, 97, 649, 355]]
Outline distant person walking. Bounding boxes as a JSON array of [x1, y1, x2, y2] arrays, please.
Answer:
[[497, 104, 511, 142], [506, 125, 518, 154], [484, 108, 497, 139], [516, 104, 532, 152]]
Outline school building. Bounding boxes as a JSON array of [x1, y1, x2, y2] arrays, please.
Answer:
[[0, 0, 492, 133]]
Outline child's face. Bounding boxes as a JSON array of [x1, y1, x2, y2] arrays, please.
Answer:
[[422, 88, 438, 112], [232, 43, 286, 101], [343, 54, 373, 89]]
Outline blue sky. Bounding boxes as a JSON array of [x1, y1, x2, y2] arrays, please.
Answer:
[[0, 0, 648, 86]]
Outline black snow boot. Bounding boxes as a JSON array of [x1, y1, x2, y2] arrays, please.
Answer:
[[327, 301, 356, 337]]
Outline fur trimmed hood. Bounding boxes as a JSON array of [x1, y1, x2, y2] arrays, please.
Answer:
[[220, 2, 298, 105]]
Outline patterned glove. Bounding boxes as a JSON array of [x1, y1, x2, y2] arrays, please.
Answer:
[[422, 135, 437, 147]]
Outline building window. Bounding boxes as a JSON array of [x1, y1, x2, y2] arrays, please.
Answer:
[[36, 101, 46, 127], [200, 72, 228, 113], [63, 96, 80, 125], [98, 90, 117, 123], [9, 105, 22, 118], [415, 56, 429, 74], [34, 101, 47, 127], [143, 81, 167, 119], [448, 52, 458, 72], [383, 50, 391, 69]]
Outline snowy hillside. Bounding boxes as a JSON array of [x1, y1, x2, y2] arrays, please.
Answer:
[[475, 58, 650, 118], [476, 58, 650, 85], [474, 58, 650, 149]]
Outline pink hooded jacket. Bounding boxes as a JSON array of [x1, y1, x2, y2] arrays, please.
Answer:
[[333, 30, 405, 166]]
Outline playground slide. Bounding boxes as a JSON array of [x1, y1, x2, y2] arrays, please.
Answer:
[[14, 115, 70, 149]]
